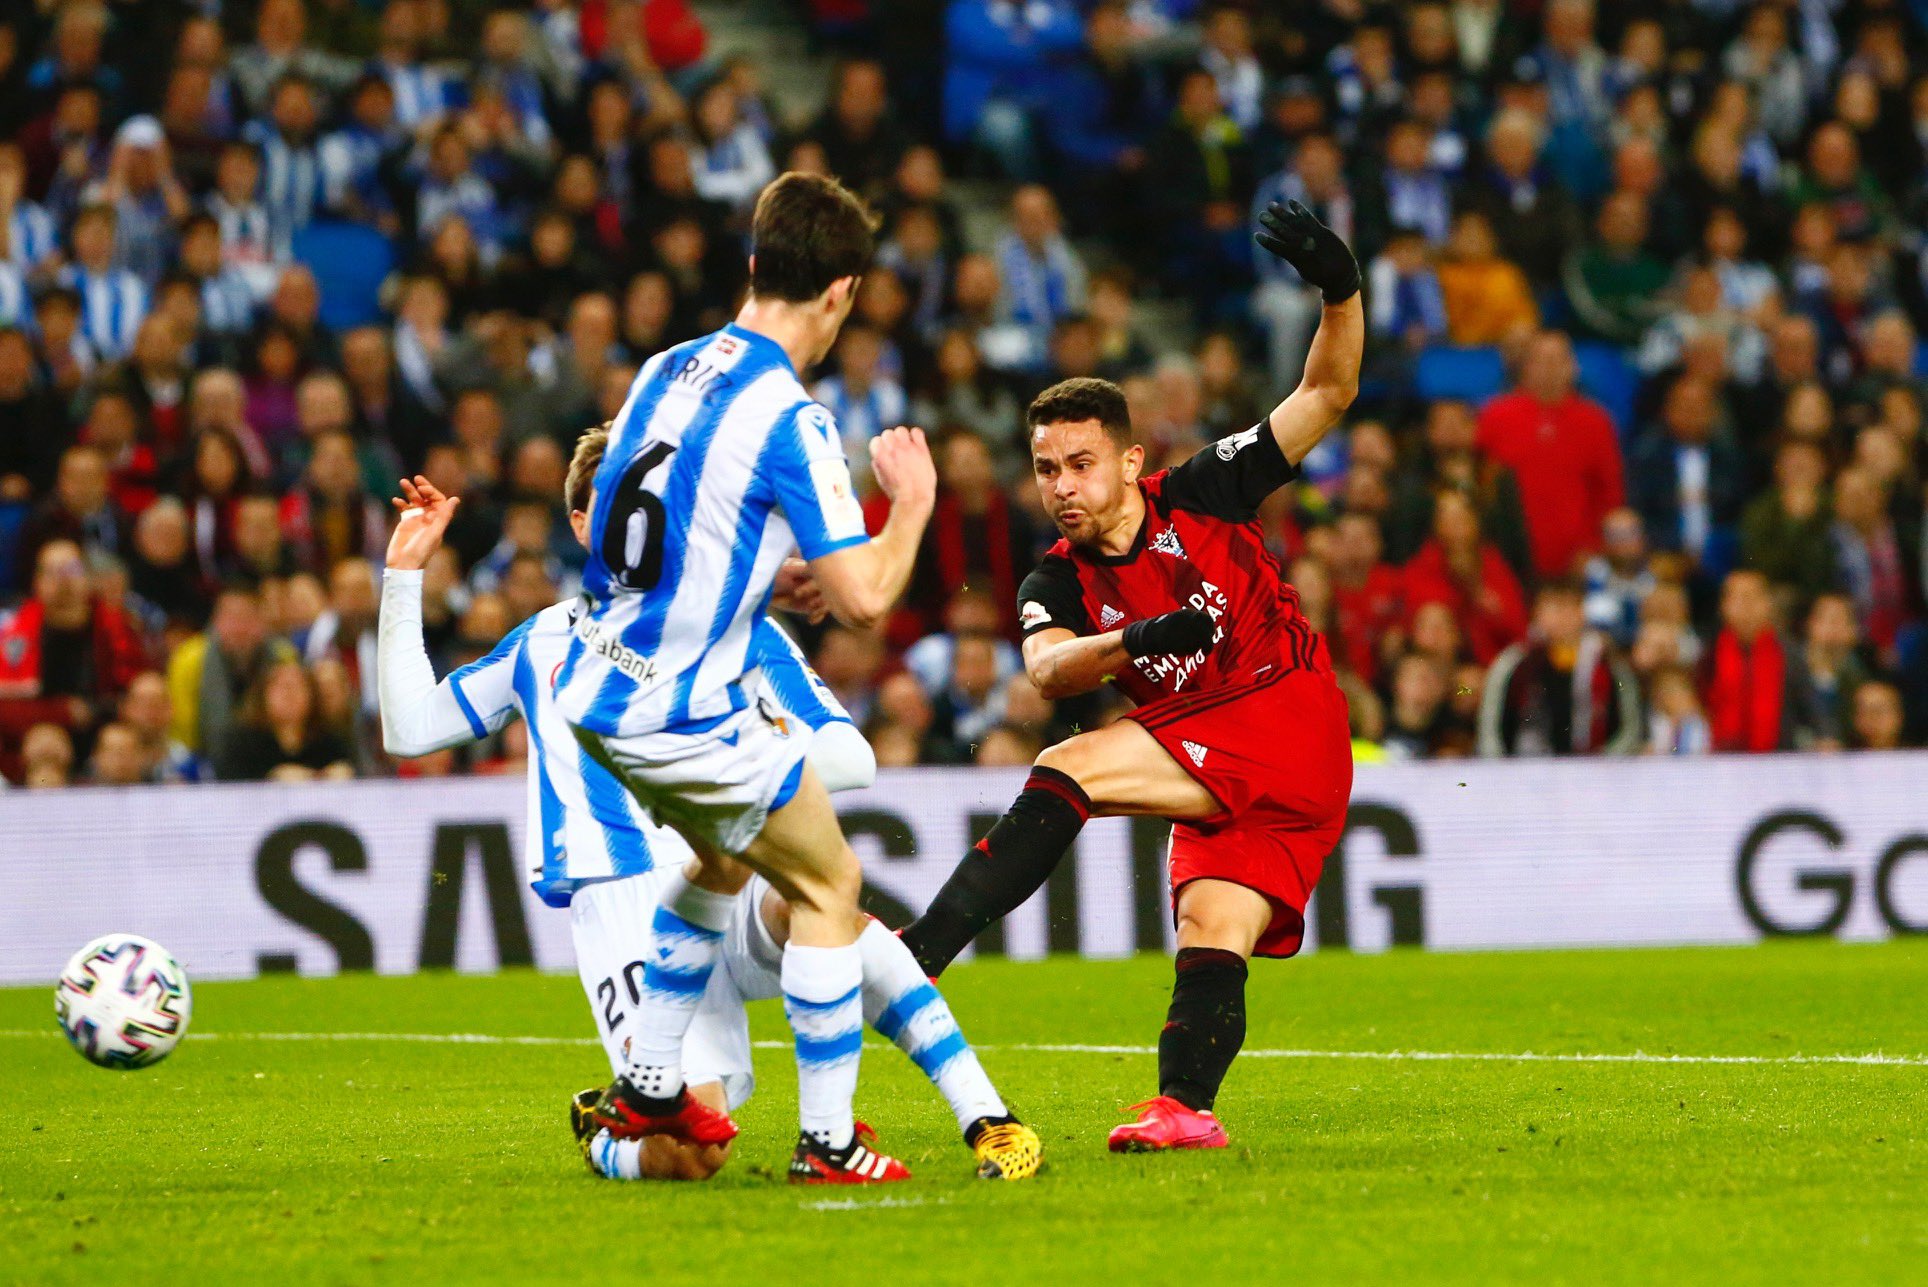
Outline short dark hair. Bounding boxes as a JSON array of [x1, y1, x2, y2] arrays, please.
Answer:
[[749, 172, 877, 303], [1026, 377, 1133, 447]]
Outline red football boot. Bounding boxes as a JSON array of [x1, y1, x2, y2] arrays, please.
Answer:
[[1107, 1096, 1229, 1153], [590, 1078, 739, 1146], [788, 1128, 912, 1184]]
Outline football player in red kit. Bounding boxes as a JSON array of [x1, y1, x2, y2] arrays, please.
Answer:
[[899, 201, 1362, 1152]]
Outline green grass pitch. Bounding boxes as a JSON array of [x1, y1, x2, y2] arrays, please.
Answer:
[[2, 942, 1924, 1285]]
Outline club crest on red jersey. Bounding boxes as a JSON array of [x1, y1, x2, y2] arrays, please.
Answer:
[[1150, 527, 1187, 559]]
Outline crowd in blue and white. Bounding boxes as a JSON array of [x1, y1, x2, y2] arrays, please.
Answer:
[[6, 0, 1928, 792]]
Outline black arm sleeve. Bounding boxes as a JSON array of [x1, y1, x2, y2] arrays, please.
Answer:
[[1159, 424, 1300, 523], [1017, 555, 1093, 638]]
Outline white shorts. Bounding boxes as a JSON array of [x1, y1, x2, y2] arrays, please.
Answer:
[[573, 695, 811, 856], [568, 871, 785, 1111]]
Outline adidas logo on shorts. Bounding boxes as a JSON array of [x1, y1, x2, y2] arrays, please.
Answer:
[[1182, 740, 1209, 768], [1099, 605, 1125, 629]]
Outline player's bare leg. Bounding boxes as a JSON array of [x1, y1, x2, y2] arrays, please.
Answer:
[[1036, 718, 1220, 818], [1108, 878, 1270, 1153], [901, 718, 1214, 976]]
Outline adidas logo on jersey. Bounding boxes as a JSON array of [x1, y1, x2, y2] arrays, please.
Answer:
[[1150, 528, 1187, 559], [1182, 740, 1209, 768], [1099, 605, 1125, 629]]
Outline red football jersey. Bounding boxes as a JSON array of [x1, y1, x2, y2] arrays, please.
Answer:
[[1018, 426, 1330, 706]]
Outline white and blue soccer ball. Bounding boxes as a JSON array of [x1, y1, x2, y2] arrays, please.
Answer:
[[55, 934, 193, 1069]]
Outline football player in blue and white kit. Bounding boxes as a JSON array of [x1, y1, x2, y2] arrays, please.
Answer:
[[554, 173, 951, 1183], [376, 434, 1041, 1182]]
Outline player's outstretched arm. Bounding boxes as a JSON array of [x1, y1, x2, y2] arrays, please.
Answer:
[[378, 476, 514, 756], [1253, 200, 1363, 467], [1023, 609, 1217, 701], [806, 427, 937, 631]]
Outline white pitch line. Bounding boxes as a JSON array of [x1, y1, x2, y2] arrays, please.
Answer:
[[801, 1196, 948, 1212], [4, 1029, 1924, 1067]]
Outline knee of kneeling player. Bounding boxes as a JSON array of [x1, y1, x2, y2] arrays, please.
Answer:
[[759, 885, 793, 947]]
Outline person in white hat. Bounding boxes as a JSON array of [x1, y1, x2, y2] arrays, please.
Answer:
[[92, 115, 190, 287]]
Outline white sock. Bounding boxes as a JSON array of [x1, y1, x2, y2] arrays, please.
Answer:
[[589, 1130, 645, 1181], [623, 875, 734, 1101], [781, 942, 864, 1150], [858, 920, 1008, 1134]]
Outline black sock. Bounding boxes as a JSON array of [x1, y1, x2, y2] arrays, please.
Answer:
[[900, 767, 1091, 976], [1158, 947, 1248, 1111]]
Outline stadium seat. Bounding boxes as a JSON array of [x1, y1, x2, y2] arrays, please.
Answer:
[[1413, 345, 1507, 404], [1573, 341, 1640, 437], [291, 221, 397, 332]]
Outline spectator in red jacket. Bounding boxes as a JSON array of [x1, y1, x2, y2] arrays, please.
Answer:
[[0, 538, 148, 750], [578, 0, 707, 75], [1703, 568, 1790, 753], [1477, 330, 1625, 580], [1329, 511, 1403, 684], [1401, 489, 1529, 664]]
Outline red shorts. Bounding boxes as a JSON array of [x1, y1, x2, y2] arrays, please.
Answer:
[[1126, 668, 1353, 957]]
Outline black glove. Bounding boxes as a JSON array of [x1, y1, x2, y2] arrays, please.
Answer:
[[1121, 608, 1217, 659], [1254, 199, 1361, 304]]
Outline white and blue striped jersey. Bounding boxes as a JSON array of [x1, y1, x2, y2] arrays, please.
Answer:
[[5, 201, 58, 270], [378, 571, 854, 907], [241, 121, 322, 255], [433, 597, 662, 907], [556, 323, 871, 739], [58, 264, 148, 361]]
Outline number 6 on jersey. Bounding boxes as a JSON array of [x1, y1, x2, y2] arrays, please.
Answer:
[[602, 443, 678, 591]]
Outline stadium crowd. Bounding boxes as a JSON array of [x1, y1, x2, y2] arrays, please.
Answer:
[[3, 0, 1928, 788]]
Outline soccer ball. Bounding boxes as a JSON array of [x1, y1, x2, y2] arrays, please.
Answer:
[[55, 934, 193, 1069]]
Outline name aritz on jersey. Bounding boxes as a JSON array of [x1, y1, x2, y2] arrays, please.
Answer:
[[671, 351, 733, 396], [573, 616, 660, 685]]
